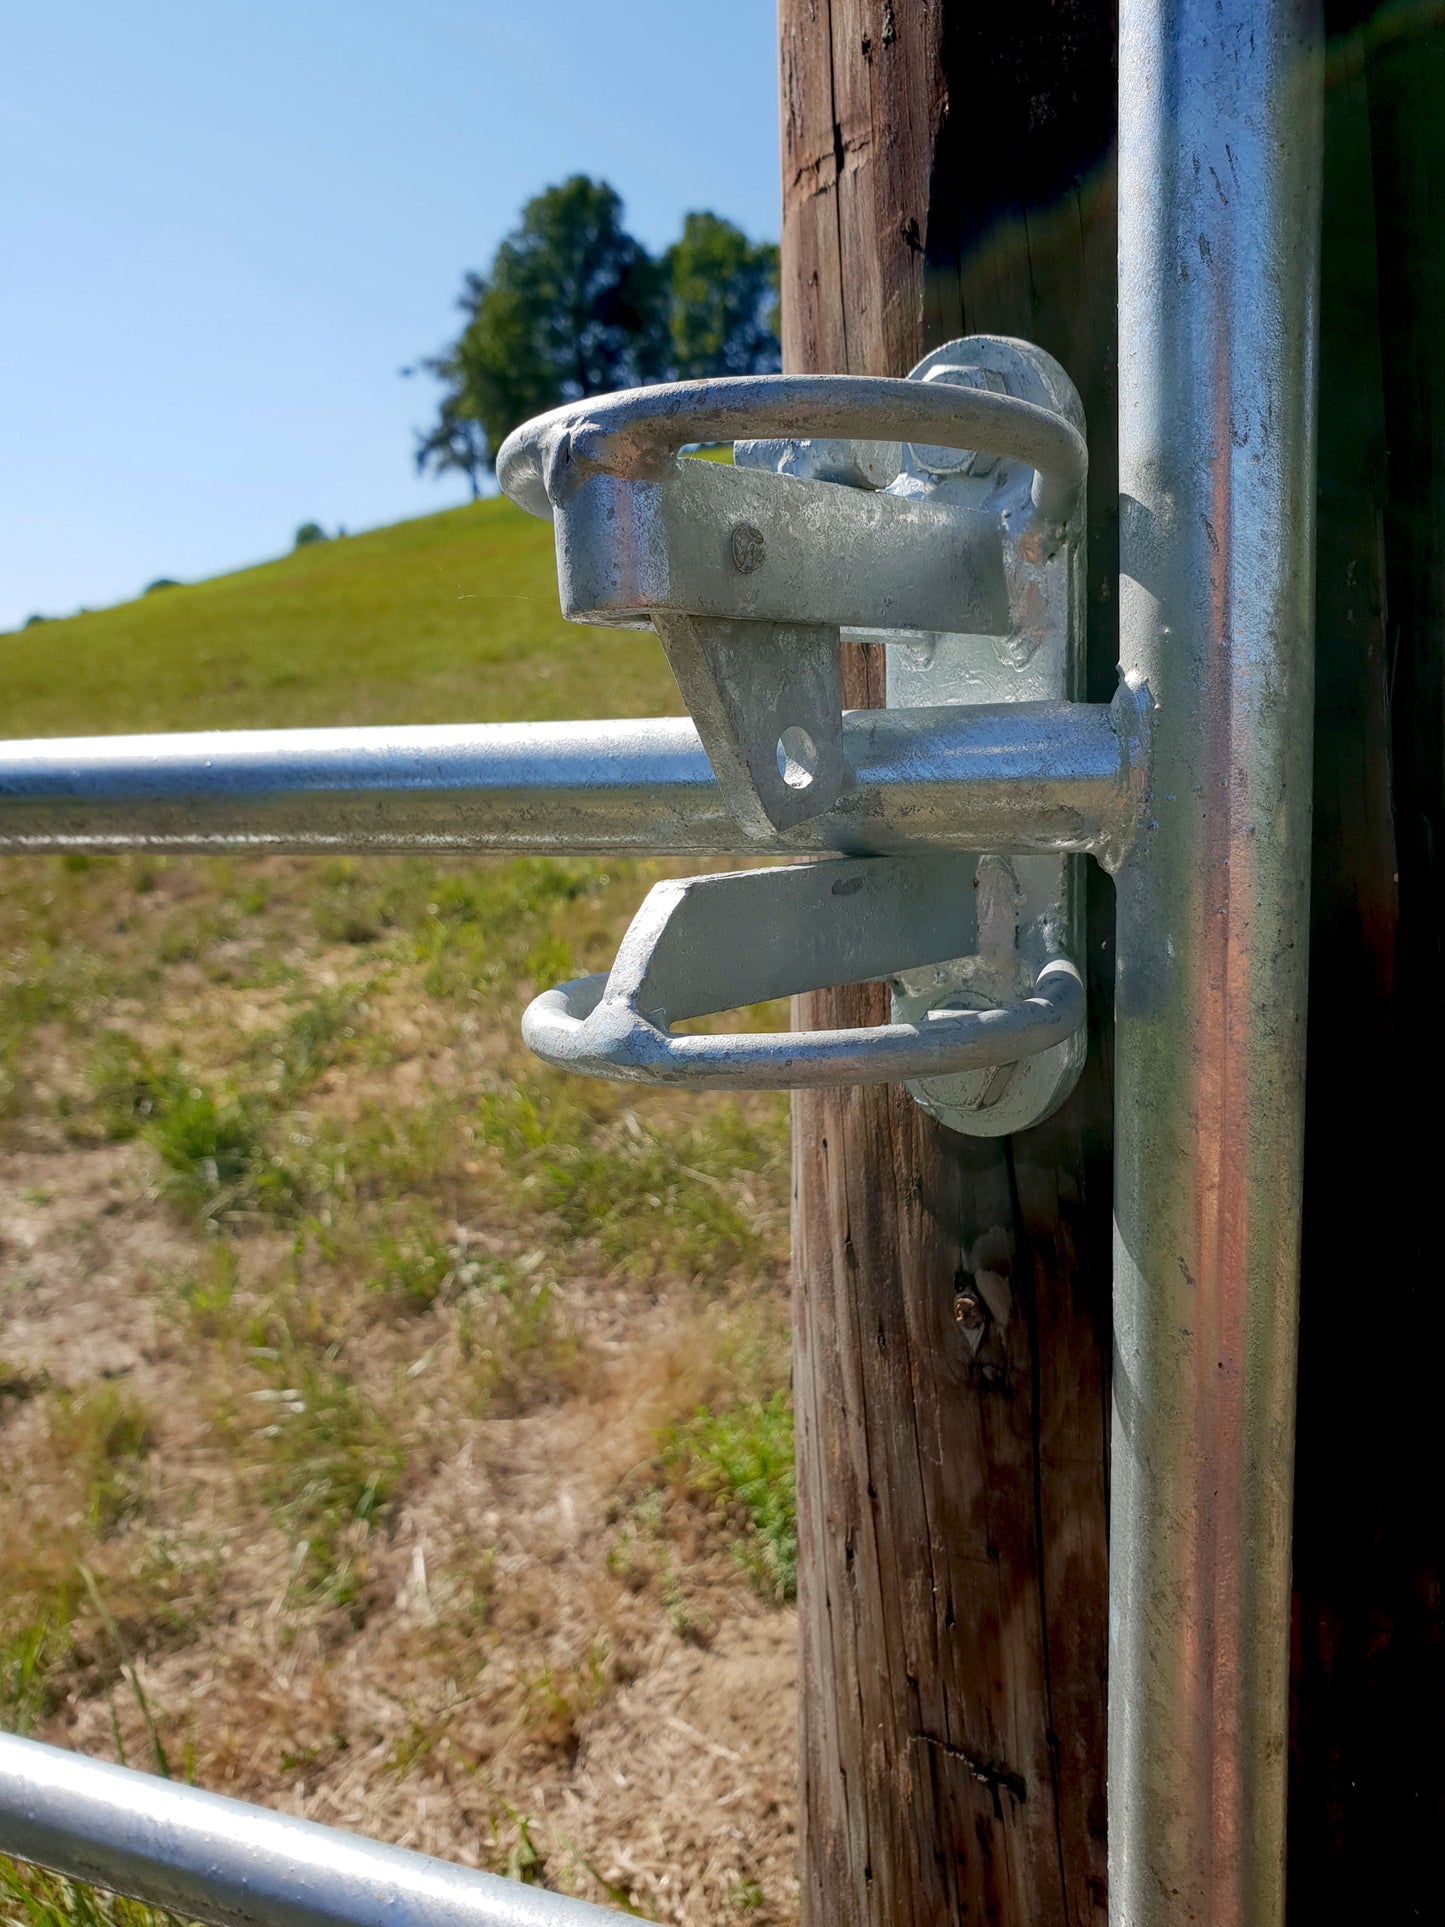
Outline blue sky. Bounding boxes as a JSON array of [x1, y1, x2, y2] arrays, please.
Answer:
[[0, 2, 781, 632]]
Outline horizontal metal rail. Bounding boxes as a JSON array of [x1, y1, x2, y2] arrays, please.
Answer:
[[0, 702, 1138, 860], [0, 1732, 648, 1927]]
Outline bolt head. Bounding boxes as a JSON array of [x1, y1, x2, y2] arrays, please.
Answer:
[[905, 364, 1008, 478], [953, 1290, 987, 1330], [730, 523, 766, 574]]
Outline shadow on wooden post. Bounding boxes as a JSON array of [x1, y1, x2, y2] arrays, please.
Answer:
[[1290, 7, 1445, 1918]]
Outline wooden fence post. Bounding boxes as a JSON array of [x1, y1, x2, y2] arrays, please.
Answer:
[[779, 6, 1117, 1922]]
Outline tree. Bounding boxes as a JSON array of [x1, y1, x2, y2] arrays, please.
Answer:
[[664, 212, 780, 380], [413, 184, 782, 486], [412, 370, 489, 500], [448, 176, 665, 458]]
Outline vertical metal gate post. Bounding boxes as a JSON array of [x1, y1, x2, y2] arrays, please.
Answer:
[[1113, 2, 1322, 1922]]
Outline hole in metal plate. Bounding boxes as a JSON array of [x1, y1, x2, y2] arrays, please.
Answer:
[[776, 727, 818, 790]]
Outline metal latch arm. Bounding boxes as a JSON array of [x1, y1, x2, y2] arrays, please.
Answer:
[[521, 857, 1085, 1092]]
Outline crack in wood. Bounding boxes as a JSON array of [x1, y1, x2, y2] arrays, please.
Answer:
[[912, 1731, 1028, 1819], [784, 131, 876, 205]]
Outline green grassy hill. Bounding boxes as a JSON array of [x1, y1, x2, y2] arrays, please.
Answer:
[[0, 482, 796, 1925], [4, 497, 682, 737]]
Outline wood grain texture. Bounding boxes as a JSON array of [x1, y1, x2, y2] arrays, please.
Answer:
[[780, 5, 1116, 1922], [779, 0, 942, 381]]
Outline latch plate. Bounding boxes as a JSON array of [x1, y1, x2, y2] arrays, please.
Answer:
[[737, 337, 1089, 1135], [887, 339, 1087, 1136]]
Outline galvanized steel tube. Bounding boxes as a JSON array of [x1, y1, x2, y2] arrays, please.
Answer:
[[0, 703, 1138, 860], [1113, 2, 1321, 1923], [0, 1732, 642, 1927]]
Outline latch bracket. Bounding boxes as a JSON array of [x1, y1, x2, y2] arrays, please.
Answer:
[[498, 365, 1083, 839], [892, 338, 1088, 1136], [497, 336, 1100, 1135], [733, 337, 1090, 1133]]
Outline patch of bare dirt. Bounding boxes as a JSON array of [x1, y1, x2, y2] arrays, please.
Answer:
[[1, 1133, 800, 1925]]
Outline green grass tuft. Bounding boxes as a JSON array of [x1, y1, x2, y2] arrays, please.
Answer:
[[1, 1606, 77, 1737], [0, 1860, 197, 1927], [242, 1346, 403, 1617], [146, 1085, 274, 1211], [47, 1385, 154, 1538], [660, 1393, 797, 1602], [480, 1082, 786, 1286]]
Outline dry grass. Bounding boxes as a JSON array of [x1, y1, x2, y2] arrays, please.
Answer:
[[0, 498, 799, 1927]]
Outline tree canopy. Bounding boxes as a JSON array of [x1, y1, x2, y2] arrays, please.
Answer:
[[414, 177, 780, 485], [664, 212, 780, 382]]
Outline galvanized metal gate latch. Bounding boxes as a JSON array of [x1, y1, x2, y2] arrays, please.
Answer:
[[497, 335, 1147, 1134]]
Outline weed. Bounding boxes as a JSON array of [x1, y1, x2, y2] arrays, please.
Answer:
[[411, 860, 612, 1003], [605, 1488, 665, 1592], [0, 1043, 28, 1122], [605, 1493, 709, 1641], [167, 1247, 240, 1342], [480, 1083, 787, 1286], [0, 1361, 49, 1406], [365, 1218, 462, 1311], [574, 1856, 648, 1917], [77, 1565, 172, 1779], [660, 1393, 797, 1602], [518, 1630, 613, 1758], [47, 1383, 154, 1537], [86, 1035, 188, 1143], [657, 1545, 709, 1644], [310, 1096, 469, 1208], [0, 1859, 195, 1927], [310, 863, 398, 947], [0, 1606, 75, 1736], [240, 1340, 403, 1615], [455, 1259, 580, 1414], [145, 1082, 280, 1218], [379, 1683, 477, 1781], [727, 1874, 768, 1912], [0, 1517, 208, 1743], [492, 1807, 547, 1887], [254, 987, 363, 1094], [90, 1000, 367, 1223]]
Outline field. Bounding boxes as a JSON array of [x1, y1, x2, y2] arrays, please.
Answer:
[[0, 499, 798, 1925]]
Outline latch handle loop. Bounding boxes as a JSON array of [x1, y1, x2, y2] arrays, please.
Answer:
[[522, 959, 1082, 1092], [518, 856, 1084, 1091], [496, 373, 1087, 526]]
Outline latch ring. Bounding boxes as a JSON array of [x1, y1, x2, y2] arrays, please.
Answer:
[[522, 959, 1083, 1091], [517, 856, 1085, 1093], [496, 372, 1087, 526]]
